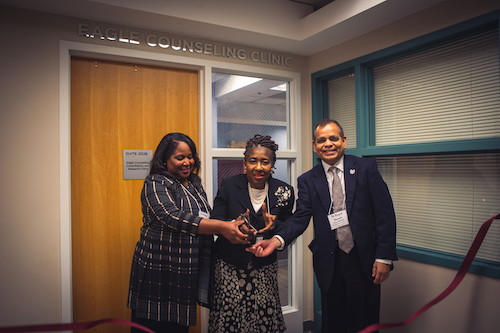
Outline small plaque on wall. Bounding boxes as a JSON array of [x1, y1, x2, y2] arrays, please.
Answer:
[[123, 149, 153, 180]]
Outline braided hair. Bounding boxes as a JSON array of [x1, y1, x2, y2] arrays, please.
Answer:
[[244, 134, 278, 163]]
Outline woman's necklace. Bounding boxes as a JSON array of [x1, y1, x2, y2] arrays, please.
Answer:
[[248, 182, 268, 205]]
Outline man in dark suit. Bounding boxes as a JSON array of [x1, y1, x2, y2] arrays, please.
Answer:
[[247, 119, 397, 333]]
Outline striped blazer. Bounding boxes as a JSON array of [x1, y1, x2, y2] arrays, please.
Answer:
[[128, 173, 213, 326]]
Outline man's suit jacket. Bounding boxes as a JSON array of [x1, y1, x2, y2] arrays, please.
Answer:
[[212, 174, 295, 270], [278, 154, 397, 291]]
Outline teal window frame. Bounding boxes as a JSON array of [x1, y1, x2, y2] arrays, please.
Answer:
[[311, 10, 500, 279]]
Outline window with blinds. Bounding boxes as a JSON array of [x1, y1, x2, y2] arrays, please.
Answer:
[[313, 12, 500, 278], [377, 153, 500, 263], [373, 28, 500, 146], [371, 26, 500, 273], [327, 72, 356, 148]]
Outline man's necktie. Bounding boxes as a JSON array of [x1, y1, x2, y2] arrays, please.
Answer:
[[330, 166, 354, 253]]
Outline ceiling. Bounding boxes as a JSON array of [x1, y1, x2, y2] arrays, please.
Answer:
[[0, 0, 445, 56], [290, 0, 337, 11]]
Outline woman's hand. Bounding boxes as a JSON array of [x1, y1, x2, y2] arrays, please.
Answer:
[[237, 209, 257, 241], [258, 202, 276, 234], [218, 217, 251, 244], [198, 216, 249, 244]]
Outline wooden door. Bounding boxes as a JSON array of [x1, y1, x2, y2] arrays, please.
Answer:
[[71, 57, 200, 332]]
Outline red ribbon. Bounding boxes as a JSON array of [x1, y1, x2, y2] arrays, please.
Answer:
[[357, 213, 500, 333], [0, 318, 155, 333], [1, 215, 497, 333]]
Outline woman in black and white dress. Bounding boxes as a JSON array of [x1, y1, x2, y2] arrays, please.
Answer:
[[208, 134, 295, 333]]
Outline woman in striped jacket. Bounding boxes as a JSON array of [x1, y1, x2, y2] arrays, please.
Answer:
[[128, 133, 251, 333]]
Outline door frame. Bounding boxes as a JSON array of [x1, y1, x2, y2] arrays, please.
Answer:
[[59, 40, 302, 332]]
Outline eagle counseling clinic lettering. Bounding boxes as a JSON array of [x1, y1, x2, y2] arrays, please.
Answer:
[[78, 23, 293, 67]]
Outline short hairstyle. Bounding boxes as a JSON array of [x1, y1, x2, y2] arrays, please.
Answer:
[[244, 134, 278, 163], [313, 119, 345, 140], [149, 132, 201, 183]]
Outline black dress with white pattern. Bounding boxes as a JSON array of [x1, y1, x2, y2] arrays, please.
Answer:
[[208, 259, 285, 333], [208, 174, 294, 333]]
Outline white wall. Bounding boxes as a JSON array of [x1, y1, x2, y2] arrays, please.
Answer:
[[305, 0, 500, 332], [0, 6, 63, 327], [382, 258, 500, 333]]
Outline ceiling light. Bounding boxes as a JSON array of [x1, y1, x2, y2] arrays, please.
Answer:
[[270, 83, 287, 91]]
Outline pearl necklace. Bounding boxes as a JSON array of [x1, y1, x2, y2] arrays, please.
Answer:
[[248, 182, 268, 205]]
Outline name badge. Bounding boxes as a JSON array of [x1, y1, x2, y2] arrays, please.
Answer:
[[327, 210, 349, 230], [256, 235, 264, 243], [198, 211, 210, 219]]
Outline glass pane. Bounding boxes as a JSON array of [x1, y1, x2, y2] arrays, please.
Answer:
[[212, 158, 292, 306], [212, 159, 290, 197], [212, 72, 289, 149], [373, 27, 500, 146], [327, 72, 357, 148], [376, 152, 500, 262]]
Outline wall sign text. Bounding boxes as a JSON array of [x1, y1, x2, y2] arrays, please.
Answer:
[[123, 149, 152, 180], [78, 23, 292, 67]]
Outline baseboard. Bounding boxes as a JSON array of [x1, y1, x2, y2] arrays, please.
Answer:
[[303, 320, 314, 332]]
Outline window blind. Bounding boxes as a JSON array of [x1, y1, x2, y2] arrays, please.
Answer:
[[327, 72, 356, 148], [377, 153, 500, 262], [373, 28, 500, 146]]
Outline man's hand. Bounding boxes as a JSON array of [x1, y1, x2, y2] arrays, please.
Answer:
[[372, 261, 390, 284], [246, 237, 281, 257], [257, 202, 276, 234]]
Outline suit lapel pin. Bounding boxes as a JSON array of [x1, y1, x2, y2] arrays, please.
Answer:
[[350, 169, 356, 175]]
